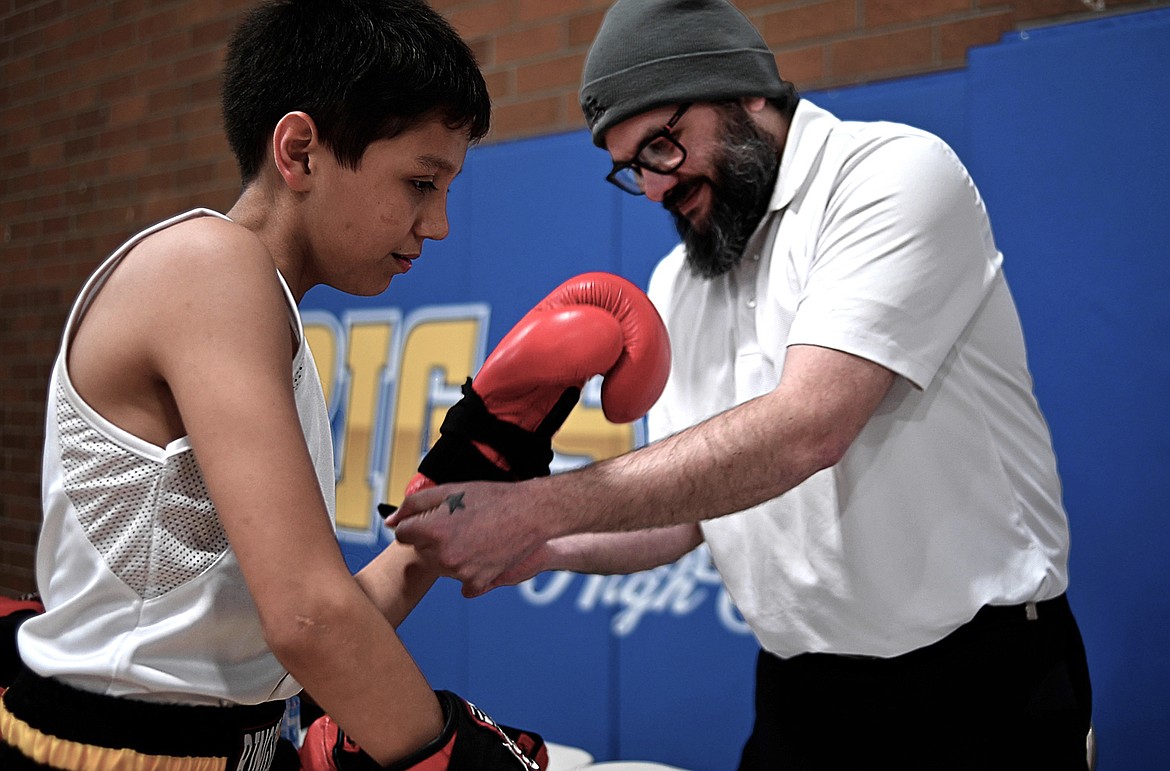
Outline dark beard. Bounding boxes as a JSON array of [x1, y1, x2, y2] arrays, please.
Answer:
[[667, 107, 780, 279]]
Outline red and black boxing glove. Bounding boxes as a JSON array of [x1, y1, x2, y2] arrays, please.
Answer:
[[1, 593, 43, 695], [299, 690, 548, 771], [405, 271, 670, 492]]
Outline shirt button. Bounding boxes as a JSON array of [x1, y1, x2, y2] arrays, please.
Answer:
[[746, 298, 757, 309]]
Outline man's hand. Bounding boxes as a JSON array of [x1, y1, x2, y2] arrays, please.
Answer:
[[387, 480, 549, 598]]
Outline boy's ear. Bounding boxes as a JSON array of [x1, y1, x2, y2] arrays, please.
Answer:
[[272, 111, 318, 192]]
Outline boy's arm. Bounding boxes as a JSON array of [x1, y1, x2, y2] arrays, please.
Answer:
[[143, 222, 442, 765], [354, 542, 438, 629]]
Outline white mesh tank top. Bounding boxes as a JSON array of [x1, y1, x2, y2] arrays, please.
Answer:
[[17, 209, 336, 706]]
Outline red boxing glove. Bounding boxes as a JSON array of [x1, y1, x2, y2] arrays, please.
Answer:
[[299, 713, 360, 770], [299, 691, 548, 771], [406, 271, 670, 492]]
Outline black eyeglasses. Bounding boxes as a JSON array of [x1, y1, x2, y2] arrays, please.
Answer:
[[606, 103, 692, 195]]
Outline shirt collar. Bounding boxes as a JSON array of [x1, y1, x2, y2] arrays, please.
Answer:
[[767, 99, 840, 214]]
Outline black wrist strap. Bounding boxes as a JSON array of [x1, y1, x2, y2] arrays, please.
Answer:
[[418, 378, 580, 483]]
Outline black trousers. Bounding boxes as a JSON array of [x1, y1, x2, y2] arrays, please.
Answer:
[[737, 594, 1093, 771]]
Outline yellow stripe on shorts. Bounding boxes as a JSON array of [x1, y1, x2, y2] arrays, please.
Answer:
[[0, 697, 226, 771]]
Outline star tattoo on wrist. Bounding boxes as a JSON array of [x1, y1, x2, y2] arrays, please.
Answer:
[[446, 492, 466, 514]]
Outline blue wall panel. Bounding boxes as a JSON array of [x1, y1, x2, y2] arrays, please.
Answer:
[[463, 131, 627, 318], [463, 585, 615, 756], [965, 12, 1170, 768], [302, 8, 1170, 768]]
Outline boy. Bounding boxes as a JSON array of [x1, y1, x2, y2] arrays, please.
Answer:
[[0, 2, 542, 769]]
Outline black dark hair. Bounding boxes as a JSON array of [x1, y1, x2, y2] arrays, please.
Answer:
[[221, 0, 491, 185]]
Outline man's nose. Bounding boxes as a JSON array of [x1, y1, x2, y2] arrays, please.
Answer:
[[640, 169, 678, 203]]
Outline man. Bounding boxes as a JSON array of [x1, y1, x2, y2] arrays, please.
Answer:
[[0, 2, 545, 769], [389, 0, 1094, 768]]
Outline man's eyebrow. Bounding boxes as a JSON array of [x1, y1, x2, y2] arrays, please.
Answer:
[[618, 125, 667, 164], [636, 124, 667, 148]]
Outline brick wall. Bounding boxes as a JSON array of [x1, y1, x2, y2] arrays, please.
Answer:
[[1, 0, 1165, 596]]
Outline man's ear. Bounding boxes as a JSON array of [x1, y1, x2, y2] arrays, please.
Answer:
[[742, 96, 768, 114], [272, 111, 318, 192]]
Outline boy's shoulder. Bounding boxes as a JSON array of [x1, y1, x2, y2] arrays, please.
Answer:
[[117, 211, 276, 293], [137, 211, 266, 264], [96, 210, 287, 341]]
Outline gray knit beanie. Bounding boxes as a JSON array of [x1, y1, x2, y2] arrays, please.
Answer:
[[580, 0, 783, 147]]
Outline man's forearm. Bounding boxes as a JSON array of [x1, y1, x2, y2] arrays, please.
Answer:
[[533, 344, 894, 539], [386, 346, 895, 598], [547, 524, 704, 575], [536, 388, 828, 537]]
